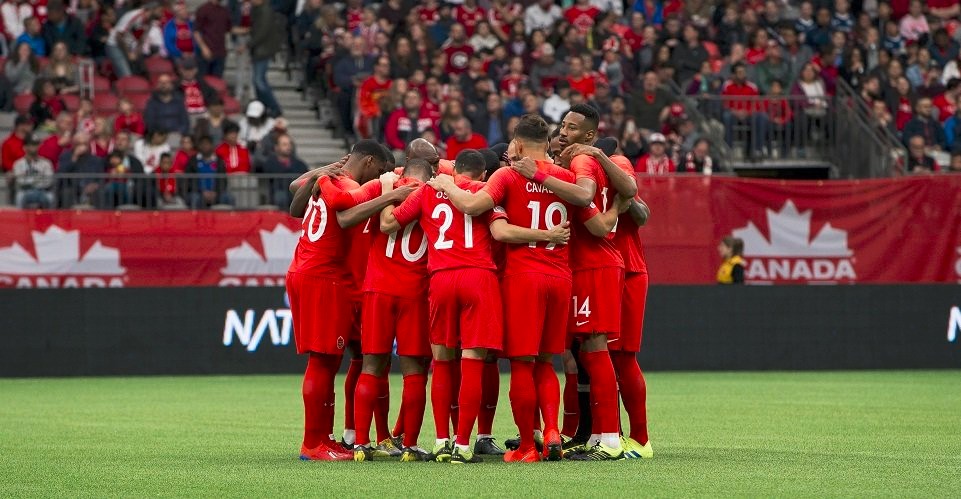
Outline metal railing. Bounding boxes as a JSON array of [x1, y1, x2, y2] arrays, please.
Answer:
[[2, 173, 305, 210], [688, 94, 837, 166], [833, 79, 907, 178]]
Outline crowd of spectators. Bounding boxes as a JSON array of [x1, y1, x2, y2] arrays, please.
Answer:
[[0, 0, 310, 209], [295, 0, 961, 174], [5, 0, 961, 211]]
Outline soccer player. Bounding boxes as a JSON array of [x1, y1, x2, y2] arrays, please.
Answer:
[[607, 157, 654, 459], [349, 159, 434, 462], [510, 104, 637, 461], [286, 140, 414, 461], [429, 115, 625, 462], [382, 149, 568, 464]]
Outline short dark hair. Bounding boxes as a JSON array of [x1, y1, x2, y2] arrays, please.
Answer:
[[566, 103, 600, 131], [223, 122, 240, 135], [403, 158, 432, 181], [107, 150, 125, 161], [454, 149, 486, 176], [381, 144, 396, 167], [197, 135, 213, 145], [352, 139, 391, 163], [513, 114, 550, 143], [479, 148, 500, 174], [722, 236, 744, 256], [159, 152, 171, 161]]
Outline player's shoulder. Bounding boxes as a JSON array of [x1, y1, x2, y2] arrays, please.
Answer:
[[609, 154, 636, 176], [332, 175, 360, 190], [570, 154, 601, 177]]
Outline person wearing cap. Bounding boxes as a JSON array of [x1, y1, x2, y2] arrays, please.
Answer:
[[12, 135, 55, 208], [2, 115, 33, 174], [238, 100, 275, 150], [635, 133, 676, 175]]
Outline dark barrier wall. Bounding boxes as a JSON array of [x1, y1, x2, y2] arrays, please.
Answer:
[[1, 285, 959, 377]]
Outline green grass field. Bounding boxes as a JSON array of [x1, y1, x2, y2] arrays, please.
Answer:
[[2, 371, 960, 497]]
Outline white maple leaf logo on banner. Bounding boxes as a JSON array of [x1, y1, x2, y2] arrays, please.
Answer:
[[733, 200, 853, 258], [221, 224, 299, 276], [0, 226, 125, 275]]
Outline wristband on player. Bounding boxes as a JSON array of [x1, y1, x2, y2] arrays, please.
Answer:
[[532, 170, 548, 184]]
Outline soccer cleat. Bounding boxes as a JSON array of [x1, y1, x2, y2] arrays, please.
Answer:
[[505, 434, 544, 452], [621, 436, 641, 459], [503, 447, 541, 463], [300, 443, 352, 461], [567, 442, 625, 461], [372, 438, 403, 458], [353, 445, 375, 462], [390, 434, 405, 451], [399, 446, 431, 462], [338, 439, 355, 451], [450, 446, 483, 464], [562, 436, 588, 455], [474, 436, 506, 456], [428, 440, 453, 463], [542, 429, 563, 461]]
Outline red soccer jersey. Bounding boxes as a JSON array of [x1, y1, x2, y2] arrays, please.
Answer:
[[174, 20, 194, 54], [454, 5, 486, 37], [488, 3, 521, 36], [564, 5, 600, 35], [721, 80, 761, 113], [444, 43, 474, 75], [567, 74, 597, 99], [346, 7, 363, 32], [933, 93, 956, 124], [288, 175, 363, 279], [344, 179, 382, 295], [483, 160, 598, 279], [358, 76, 392, 118], [446, 133, 488, 160], [415, 5, 439, 25], [362, 177, 430, 297], [500, 74, 528, 99], [181, 80, 206, 114], [610, 155, 647, 274], [392, 176, 503, 274], [567, 154, 630, 271]]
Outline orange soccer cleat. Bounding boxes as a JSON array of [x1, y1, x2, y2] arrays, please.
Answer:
[[503, 446, 541, 463], [542, 429, 564, 461], [300, 442, 352, 461]]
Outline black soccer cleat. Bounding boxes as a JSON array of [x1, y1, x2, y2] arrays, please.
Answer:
[[473, 436, 506, 456]]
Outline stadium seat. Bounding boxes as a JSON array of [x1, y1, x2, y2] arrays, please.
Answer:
[[93, 93, 120, 116], [13, 93, 36, 115], [222, 95, 241, 116], [61, 94, 80, 113], [92, 76, 112, 95], [115, 75, 151, 96], [127, 93, 151, 113], [204, 75, 228, 96], [145, 56, 175, 78]]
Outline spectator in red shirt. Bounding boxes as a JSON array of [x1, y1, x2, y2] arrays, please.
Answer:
[[355, 55, 392, 139], [216, 121, 251, 174], [721, 62, 768, 158], [445, 117, 488, 160], [442, 23, 474, 75], [566, 55, 597, 99], [114, 98, 147, 137], [933, 78, 961, 123], [453, 0, 486, 37], [635, 133, 676, 174], [2, 115, 33, 173], [156, 152, 186, 207], [177, 58, 217, 115], [564, 0, 600, 37], [39, 112, 73, 169], [171, 135, 195, 173], [764, 79, 793, 157], [163, 0, 196, 62], [384, 90, 440, 152]]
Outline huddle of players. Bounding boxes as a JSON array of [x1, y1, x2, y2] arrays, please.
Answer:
[[286, 104, 651, 464]]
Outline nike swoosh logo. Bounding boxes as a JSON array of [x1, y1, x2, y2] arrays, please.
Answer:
[[576, 321, 589, 327]]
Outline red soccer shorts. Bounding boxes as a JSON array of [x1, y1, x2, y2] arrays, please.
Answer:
[[428, 268, 504, 351], [609, 271, 648, 352], [502, 273, 572, 358], [361, 292, 431, 357], [286, 271, 352, 355], [569, 267, 625, 339]]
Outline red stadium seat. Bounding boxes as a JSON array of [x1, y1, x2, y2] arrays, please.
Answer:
[[115, 75, 152, 96], [93, 93, 119, 116], [222, 95, 241, 116], [92, 75, 112, 95], [61, 93, 80, 112], [127, 92, 151, 113], [204, 75, 228, 96], [145, 56, 174, 77], [13, 93, 35, 115]]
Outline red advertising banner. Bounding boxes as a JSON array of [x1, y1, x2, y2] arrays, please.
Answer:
[[1, 176, 960, 288]]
